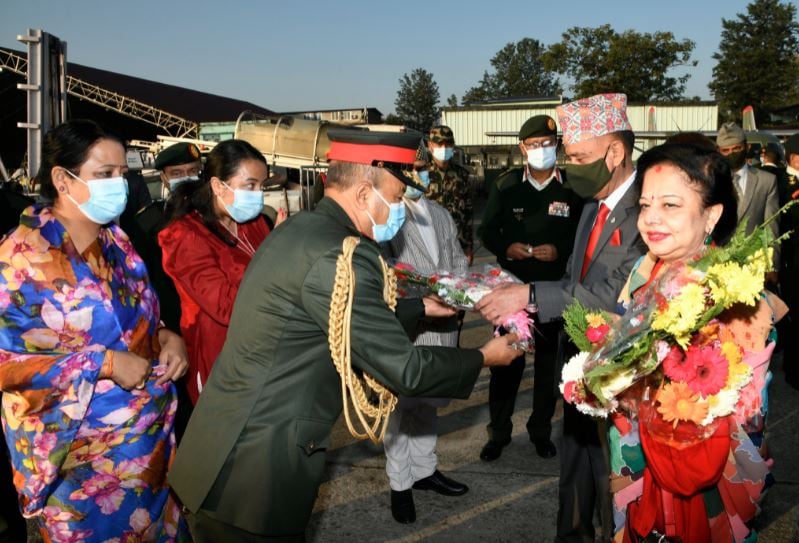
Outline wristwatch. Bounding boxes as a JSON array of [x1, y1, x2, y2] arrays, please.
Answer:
[[525, 283, 538, 314]]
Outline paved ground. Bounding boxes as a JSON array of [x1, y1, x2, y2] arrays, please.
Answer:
[[306, 219, 799, 542]]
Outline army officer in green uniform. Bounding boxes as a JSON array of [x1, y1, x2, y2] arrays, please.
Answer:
[[478, 115, 583, 461], [426, 125, 474, 262], [168, 129, 521, 542]]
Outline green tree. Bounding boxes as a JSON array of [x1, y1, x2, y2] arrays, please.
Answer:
[[545, 25, 696, 101], [709, 0, 799, 122], [446, 94, 459, 107], [394, 68, 440, 132], [463, 38, 561, 103]]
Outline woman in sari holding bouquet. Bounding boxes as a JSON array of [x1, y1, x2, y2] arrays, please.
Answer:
[[0, 119, 189, 541], [562, 142, 787, 542]]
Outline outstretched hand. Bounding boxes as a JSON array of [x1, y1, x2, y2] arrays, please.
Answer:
[[475, 283, 528, 326]]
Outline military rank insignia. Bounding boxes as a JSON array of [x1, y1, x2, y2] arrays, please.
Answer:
[[548, 201, 570, 217]]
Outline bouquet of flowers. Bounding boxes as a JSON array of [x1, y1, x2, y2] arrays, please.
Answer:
[[393, 262, 535, 352], [559, 211, 791, 437]]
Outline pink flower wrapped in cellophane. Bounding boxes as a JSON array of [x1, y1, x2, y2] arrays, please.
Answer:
[[393, 262, 534, 352]]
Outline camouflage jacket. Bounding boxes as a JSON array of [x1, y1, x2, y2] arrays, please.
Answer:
[[426, 161, 473, 252]]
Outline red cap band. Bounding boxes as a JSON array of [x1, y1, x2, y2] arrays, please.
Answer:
[[327, 141, 417, 165]]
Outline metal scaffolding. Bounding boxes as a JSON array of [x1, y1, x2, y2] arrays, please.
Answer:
[[1, 47, 199, 139]]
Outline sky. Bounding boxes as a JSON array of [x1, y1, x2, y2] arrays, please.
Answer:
[[2, 0, 798, 117]]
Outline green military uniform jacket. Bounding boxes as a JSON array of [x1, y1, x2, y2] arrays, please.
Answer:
[[426, 161, 473, 253], [478, 167, 583, 283], [168, 197, 484, 537]]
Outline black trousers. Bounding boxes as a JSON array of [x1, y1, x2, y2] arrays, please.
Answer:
[[554, 333, 612, 543], [486, 319, 560, 442], [780, 261, 799, 385]]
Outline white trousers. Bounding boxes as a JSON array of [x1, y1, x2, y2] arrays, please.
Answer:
[[383, 395, 449, 491]]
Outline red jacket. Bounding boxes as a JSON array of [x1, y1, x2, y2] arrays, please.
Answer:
[[159, 211, 269, 403]]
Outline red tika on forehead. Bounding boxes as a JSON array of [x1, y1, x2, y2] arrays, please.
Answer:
[[327, 141, 417, 165]]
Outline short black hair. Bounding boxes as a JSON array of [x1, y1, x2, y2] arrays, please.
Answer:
[[635, 143, 738, 245], [37, 119, 123, 201]]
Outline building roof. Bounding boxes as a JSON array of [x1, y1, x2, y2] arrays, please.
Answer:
[[282, 106, 383, 115], [1, 46, 275, 123]]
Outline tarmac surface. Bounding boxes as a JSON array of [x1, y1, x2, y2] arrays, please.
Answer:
[[306, 214, 799, 542]]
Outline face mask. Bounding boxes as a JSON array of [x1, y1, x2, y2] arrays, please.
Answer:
[[168, 175, 199, 192], [562, 147, 614, 199], [63, 169, 128, 224], [404, 170, 430, 200], [219, 182, 263, 223], [431, 146, 454, 162], [725, 150, 746, 171], [527, 146, 557, 171], [367, 187, 406, 242]]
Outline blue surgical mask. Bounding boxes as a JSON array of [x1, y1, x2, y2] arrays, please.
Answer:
[[219, 182, 264, 223], [527, 146, 557, 171], [367, 187, 405, 242], [432, 146, 454, 162], [168, 175, 199, 192], [63, 169, 128, 224], [404, 170, 430, 200]]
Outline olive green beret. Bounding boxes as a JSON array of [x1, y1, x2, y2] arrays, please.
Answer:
[[429, 126, 454, 145], [154, 143, 202, 170], [784, 133, 799, 158], [519, 115, 557, 141]]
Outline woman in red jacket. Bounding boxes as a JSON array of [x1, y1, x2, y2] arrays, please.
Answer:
[[159, 139, 271, 403]]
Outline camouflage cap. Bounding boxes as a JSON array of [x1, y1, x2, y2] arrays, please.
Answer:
[[155, 142, 202, 170], [429, 125, 455, 145], [519, 115, 558, 141], [785, 133, 799, 158]]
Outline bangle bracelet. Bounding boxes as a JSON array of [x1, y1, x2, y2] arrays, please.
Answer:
[[102, 350, 115, 378]]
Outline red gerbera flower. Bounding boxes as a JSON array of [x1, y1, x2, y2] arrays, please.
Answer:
[[662, 345, 693, 382], [684, 345, 729, 396]]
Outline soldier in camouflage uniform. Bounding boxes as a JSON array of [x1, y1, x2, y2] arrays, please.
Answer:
[[781, 134, 799, 389], [426, 126, 474, 262]]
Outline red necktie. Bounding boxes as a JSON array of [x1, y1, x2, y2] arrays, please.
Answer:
[[581, 203, 610, 280]]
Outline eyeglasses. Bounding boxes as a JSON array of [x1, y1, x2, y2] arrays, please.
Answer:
[[522, 139, 557, 150]]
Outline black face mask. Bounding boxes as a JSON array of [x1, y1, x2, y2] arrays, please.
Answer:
[[725, 150, 747, 171], [563, 146, 614, 199]]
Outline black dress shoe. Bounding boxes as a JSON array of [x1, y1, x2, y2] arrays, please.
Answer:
[[532, 438, 557, 459], [479, 437, 512, 462], [412, 470, 469, 496], [390, 489, 416, 524]]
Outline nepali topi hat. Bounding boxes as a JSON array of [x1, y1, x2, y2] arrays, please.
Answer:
[[556, 93, 632, 145]]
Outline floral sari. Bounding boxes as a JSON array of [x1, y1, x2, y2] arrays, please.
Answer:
[[610, 253, 774, 543], [0, 206, 186, 542]]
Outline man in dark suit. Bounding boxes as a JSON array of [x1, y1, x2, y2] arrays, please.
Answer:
[[477, 93, 647, 543], [478, 114, 583, 461], [780, 134, 799, 389], [168, 129, 521, 542]]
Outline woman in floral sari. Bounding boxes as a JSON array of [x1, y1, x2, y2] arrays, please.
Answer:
[[0, 120, 189, 542], [607, 143, 785, 542]]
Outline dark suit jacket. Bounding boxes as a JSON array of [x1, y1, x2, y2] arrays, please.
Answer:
[[168, 197, 483, 537], [534, 178, 647, 323]]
